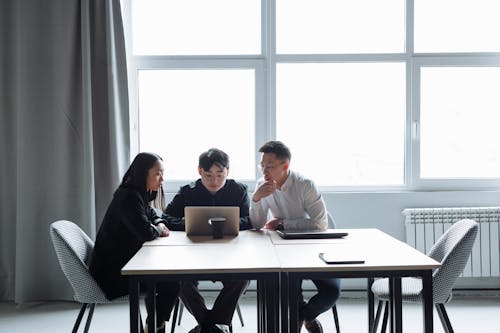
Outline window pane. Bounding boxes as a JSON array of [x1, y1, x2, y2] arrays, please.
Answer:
[[415, 0, 500, 53], [420, 67, 500, 178], [276, 0, 404, 54], [132, 0, 261, 55], [276, 63, 405, 186], [138, 69, 255, 180]]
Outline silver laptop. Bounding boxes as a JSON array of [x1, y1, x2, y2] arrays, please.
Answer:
[[184, 206, 240, 236]]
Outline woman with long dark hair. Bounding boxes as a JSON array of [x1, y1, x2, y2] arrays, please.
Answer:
[[90, 152, 179, 331]]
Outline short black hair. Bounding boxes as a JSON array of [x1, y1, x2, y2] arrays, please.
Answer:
[[199, 148, 229, 171], [258, 140, 291, 161]]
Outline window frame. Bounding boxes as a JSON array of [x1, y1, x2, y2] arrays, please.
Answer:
[[121, 0, 500, 192], [410, 54, 500, 190]]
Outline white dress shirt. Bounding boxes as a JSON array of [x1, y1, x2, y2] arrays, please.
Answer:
[[250, 170, 327, 231]]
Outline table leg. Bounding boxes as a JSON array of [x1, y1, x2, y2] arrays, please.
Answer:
[[422, 271, 433, 333], [368, 277, 374, 332], [389, 278, 394, 333], [265, 274, 279, 333], [129, 278, 140, 333], [288, 273, 300, 333], [280, 272, 289, 333], [257, 279, 263, 333], [148, 282, 157, 332], [392, 277, 402, 333]]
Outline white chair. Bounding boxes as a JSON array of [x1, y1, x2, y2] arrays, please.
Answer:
[[370, 218, 478, 333], [49, 220, 134, 333]]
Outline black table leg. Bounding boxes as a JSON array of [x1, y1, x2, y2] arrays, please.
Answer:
[[288, 273, 300, 333], [265, 273, 279, 333], [147, 282, 158, 332], [422, 271, 433, 333], [257, 279, 264, 333], [368, 277, 375, 332], [130, 278, 141, 333], [392, 277, 402, 333], [280, 272, 289, 333]]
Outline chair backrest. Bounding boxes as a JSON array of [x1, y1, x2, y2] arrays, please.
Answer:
[[327, 211, 337, 229], [49, 220, 109, 304], [427, 218, 478, 303]]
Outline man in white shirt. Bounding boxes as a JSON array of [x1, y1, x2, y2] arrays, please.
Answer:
[[250, 140, 340, 333]]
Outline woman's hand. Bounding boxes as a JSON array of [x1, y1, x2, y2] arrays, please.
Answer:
[[157, 222, 170, 237]]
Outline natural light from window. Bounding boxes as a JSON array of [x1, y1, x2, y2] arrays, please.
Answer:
[[420, 67, 500, 178], [276, 0, 405, 54], [415, 0, 500, 52], [138, 69, 255, 181], [276, 62, 406, 186], [131, 0, 261, 55]]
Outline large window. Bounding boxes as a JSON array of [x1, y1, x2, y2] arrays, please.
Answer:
[[276, 62, 405, 186], [276, 0, 405, 54], [131, 0, 261, 55], [138, 69, 256, 180], [123, 0, 500, 190], [419, 66, 500, 180]]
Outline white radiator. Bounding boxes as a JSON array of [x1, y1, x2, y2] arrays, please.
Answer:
[[403, 207, 500, 277]]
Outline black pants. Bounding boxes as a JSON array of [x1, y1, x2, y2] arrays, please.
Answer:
[[143, 281, 181, 324], [180, 279, 249, 326], [299, 278, 341, 321]]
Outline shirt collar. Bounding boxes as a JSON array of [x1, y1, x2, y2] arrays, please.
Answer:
[[279, 170, 294, 192]]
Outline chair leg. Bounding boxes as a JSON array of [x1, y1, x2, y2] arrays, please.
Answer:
[[72, 303, 88, 333], [436, 303, 454, 333], [371, 301, 384, 333], [83, 303, 95, 333], [171, 298, 180, 333], [140, 312, 145, 333], [380, 301, 389, 333], [236, 303, 245, 327], [177, 300, 184, 326], [332, 305, 340, 333]]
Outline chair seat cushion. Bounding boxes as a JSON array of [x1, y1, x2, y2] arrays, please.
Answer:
[[371, 277, 423, 303]]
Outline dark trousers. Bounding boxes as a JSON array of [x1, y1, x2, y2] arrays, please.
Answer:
[[299, 278, 341, 321], [181, 279, 250, 326], [143, 281, 181, 324]]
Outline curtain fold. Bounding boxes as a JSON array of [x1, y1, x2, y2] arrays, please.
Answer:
[[0, 0, 130, 302]]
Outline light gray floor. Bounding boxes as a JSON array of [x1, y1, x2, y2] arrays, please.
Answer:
[[1, 291, 499, 332]]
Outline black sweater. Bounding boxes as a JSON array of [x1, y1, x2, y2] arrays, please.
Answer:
[[89, 186, 162, 300], [163, 179, 252, 231]]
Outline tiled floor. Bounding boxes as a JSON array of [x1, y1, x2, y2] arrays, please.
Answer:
[[1, 291, 499, 332]]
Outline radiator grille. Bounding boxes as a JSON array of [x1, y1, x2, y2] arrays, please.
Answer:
[[403, 207, 500, 277]]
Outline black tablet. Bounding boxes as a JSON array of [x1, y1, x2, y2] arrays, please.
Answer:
[[319, 252, 365, 265]]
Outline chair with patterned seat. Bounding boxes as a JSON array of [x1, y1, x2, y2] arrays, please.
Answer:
[[49, 220, 139, 333], [370, 218, 478, 333]]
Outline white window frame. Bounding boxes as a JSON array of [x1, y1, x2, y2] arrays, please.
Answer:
[[121, 0, 500, 192], [409, 55, 500, 190]]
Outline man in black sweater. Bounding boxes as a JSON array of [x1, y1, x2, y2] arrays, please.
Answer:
[[163, 148, 251, 333]]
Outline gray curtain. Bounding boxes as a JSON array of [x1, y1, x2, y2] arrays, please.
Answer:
[[0, 0, 130, 302]]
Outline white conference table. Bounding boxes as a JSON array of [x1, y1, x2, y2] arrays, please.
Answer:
[[122, 230, 281, 333], [122, 229, 440, 333], [272, 229, 441, 333]]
